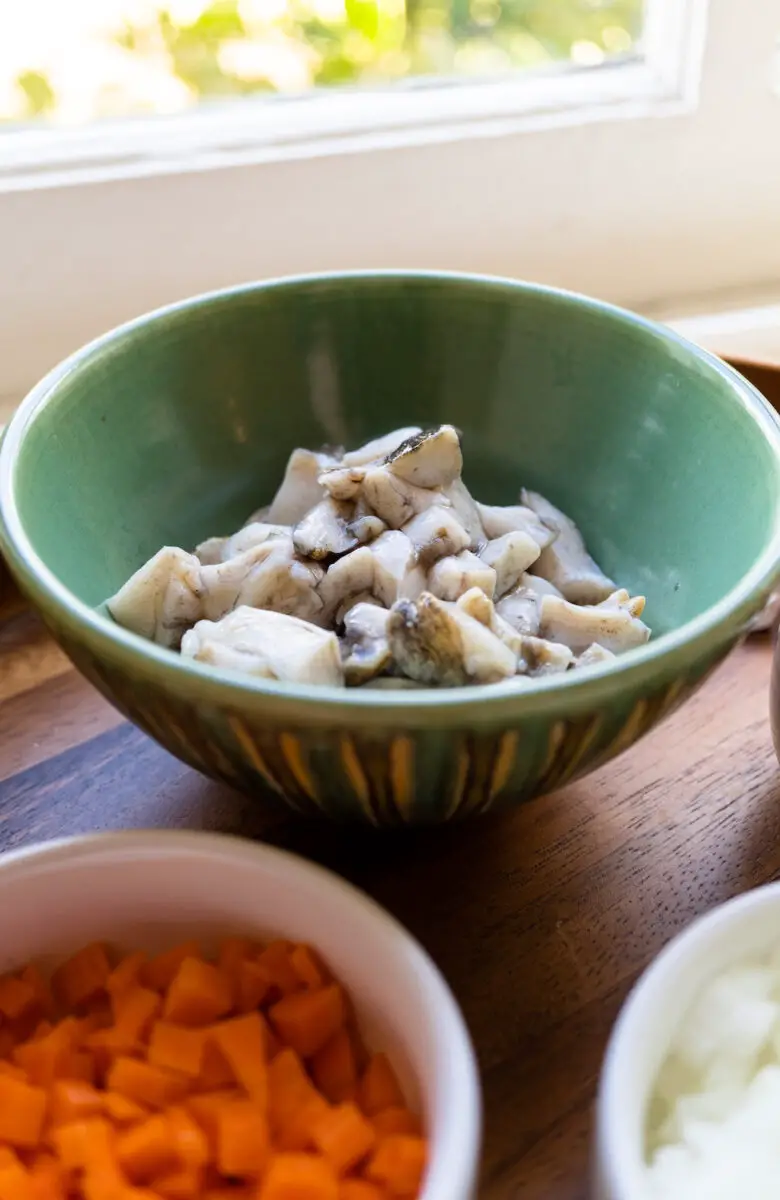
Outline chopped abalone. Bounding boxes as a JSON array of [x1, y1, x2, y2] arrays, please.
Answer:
[[522, 489, 616, 604], [428, 550, 496, 602], [181, 606, 343, 686], [539, 593, 650, 655], [340, 602, 393, 685], [107, 546, 203, 649], [387, 592, 517, 686], [107, 425, 651, 689]]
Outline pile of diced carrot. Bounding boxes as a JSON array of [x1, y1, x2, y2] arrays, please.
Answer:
[[0, 938, 427, 1200]]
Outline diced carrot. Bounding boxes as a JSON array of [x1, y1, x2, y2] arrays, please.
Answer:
[[84, 1027, 139, 1080], [365, 1136, 427, 1197], [185, 1090, 241, 1150], [195, 1041, 235, 1092], [106, 955, 147, 1001], [0, 1029, 17, 1060], [155, 1168, 203, 1200], [339, 1183, 387, 1200], [310, 1103, 376, 1175], [147, 1023, 204, 1080], [51, 1117, 114, 1173], [13, 1020, 78, 1087], [106, 1058, 190, 1110], [18, 968, 52, 1021], [143, 943, 201, 994], [103, 1093, 148, 1126], [48, 1081, 104, 1126], [0, 1062, 28, 1082], [267, 1050, 319, 1137], [0, 977, 38, 1021], [370, 1108, 422, 1138], [289, 946, 328, 991], [204, 1188, 255, 1200], [310, 1031, 358, 1104], [166, 1108, 209, 1172], [0, 1157, 34, 1200], [28, 1155, 65, 1200], [112, 988, 161, 1044], [0, 1073, 47, 1147], [255, 943, 300, 998], [275, 1095, 330, 1155], [163, 961, 232, 1028], [216, 939, 252, 1006], [235, 961, 271, 1015], [68, 1052, 97, 1085], [357, 1056, 404, 1117], [51, 945, 111, 1012], [215, 1100, 269, 1176], [258, 1154, 339, 1200], [269, 987, 346, 1060], [0, 941, 424, 1200], [209, 1014, 268, 1105], [117, 1115, 178, 1182]]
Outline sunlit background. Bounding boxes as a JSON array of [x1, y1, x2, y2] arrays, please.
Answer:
[[0, 0, 643, 128]]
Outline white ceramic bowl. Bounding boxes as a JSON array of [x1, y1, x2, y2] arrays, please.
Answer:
[[0, 830, 481, 1200], [595, 881, 780, 1200]]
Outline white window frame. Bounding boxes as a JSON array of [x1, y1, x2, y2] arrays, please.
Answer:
[[0, 0, 777, 409]]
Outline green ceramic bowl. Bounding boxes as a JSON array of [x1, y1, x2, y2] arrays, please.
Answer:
[[2, 273, 780, 825]]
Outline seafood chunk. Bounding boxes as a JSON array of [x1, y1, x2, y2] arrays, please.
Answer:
[[518, 572, 563, 600], [107, 546, 203, 649], [195, 522, 290, 565], [341, 602, 392, 685], [442, 477, 486, 550], [387, 592, 516, 686], [362, 465, 447, 529], [181, 607, 343, 686], [402, 505, 470, 567], [350, 513, 386, 545], [480, 532, 541, 597], [385, 425, 463, 489], [319, 547, 376, 623], [576, 642, 617, 669], [267, 448, 338, 525], [370, 531, 426, 608], [428, 550, 496, 602], [293, 498, 358, 561], [334, 590, 382, 627], [342, 427, 422, 468], [456, 588, 524, 657], [495, 585, 543, 636], [477, 502, 556, 549], [519, 635, 574, 676], [539, 593, 650, 655], [318, 465, 366, 502], [201, 540, 324, 625], [522, 489, 615, 604], [598, 588, 646, 618]]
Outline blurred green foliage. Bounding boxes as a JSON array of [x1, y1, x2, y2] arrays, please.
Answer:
[[13, 0, 643, 121]]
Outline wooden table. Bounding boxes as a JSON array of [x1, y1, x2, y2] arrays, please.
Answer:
[[3, 588, 780, 1198]]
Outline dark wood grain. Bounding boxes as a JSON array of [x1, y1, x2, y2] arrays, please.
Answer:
[[0, 602, 779, 1198], [1, 351, 780, 1197]]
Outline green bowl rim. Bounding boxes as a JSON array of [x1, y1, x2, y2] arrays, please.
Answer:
[[2, 269, 780, 728]]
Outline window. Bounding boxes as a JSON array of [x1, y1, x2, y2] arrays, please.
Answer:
[[0, 0, 778, 412], [2, 1, 643, 122]]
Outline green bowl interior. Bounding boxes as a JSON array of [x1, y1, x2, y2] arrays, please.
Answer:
[[9, 276, 780, 640]]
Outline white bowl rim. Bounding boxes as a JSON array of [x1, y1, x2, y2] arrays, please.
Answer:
[[0, 829, 482, 1200], [596, 879, 780, 1200]]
